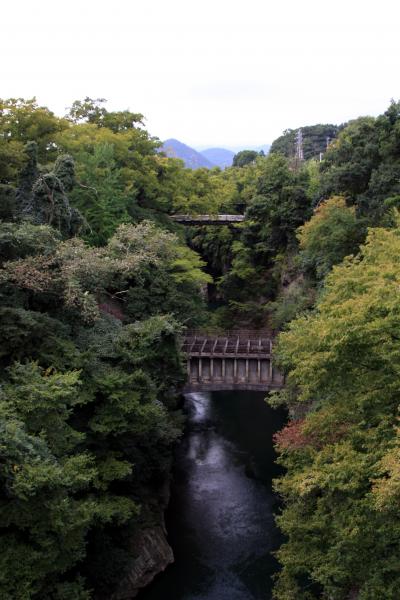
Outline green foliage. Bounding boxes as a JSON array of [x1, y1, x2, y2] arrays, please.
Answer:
[[0, 97, 69, 167], [0, 187, 201, 596], [0, 362, 102, 599], [6, 93, 400, 600], [268, 276, 315, 330], [243, 154, 311, 264], [212, 154, 312, 324], [271, 124, 342, 161], [15, 141, 39, 214], [0, 184, 16, 220], [26, 155, 84, 237], [1, 97, 235, 247], [297, 195, 366, 280], [67, 97, 145, 131], [1, 221, 208, 325], [0, 307, 77, 369], [320, 102, 400, 223], [232, 149, 259, 167], [69, 143, 131, 245], [188, 225, 237, 275], [272, 222, 400, 599], [168, 165, 237, 215], [0, 221, 59, 263]]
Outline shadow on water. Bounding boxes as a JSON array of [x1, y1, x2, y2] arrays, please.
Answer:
[[139, 390, 286, 600]]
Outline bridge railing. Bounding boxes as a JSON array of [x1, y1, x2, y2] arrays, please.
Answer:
[[181, 329, 284, 391], [184, 329, 272, 340], [182, 329, 274, 358]]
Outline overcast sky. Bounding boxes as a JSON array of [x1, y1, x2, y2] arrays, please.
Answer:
[[2, 0, 400, 148]]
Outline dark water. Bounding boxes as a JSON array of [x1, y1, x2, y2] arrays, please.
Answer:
[[139, 391, 285, 600]]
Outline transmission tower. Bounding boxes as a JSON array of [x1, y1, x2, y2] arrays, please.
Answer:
[[295, 128, 304, 162], [291, 128, 304, 170]]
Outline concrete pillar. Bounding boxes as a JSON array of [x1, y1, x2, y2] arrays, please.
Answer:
[[269, 358, 273, 381], [222, 358, 226, 379], [245, 359, 249, 382], [187, 358, 191, 381], [257, 359, 261, 382], [199, 357, 202, 381], [210, 358, 214, 381], [234, 358, 237, 381]]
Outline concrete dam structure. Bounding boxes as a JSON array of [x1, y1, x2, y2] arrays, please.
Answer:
[[182, 330, 284, 392]]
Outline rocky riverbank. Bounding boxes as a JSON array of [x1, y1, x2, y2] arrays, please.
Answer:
[[111, 522, 174, 600]]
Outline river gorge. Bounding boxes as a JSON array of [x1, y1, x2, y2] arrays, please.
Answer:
[[139, 390, 285, 600]]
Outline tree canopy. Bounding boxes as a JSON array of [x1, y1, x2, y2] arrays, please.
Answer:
[[272, 222, 400, 599], [2, 94, 400, 599]]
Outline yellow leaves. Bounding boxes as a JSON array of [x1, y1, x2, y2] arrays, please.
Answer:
[[298, 195, 354, 249], [372, 426, 400, 511], [279, 222, 400, 402]]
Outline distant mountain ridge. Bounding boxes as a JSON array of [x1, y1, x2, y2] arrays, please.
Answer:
[[161, 139, 214, 169], [160, 138, 270, 169], [227, 144, 271, 155], [200, 147, 235, 169]]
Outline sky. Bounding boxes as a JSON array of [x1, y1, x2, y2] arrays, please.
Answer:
[[2, 0, 400, 148]]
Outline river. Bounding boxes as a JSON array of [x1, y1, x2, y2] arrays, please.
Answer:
[[139, 390, 285, 600]]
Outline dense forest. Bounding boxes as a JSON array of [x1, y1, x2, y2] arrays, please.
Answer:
[[270, 124, 343, 161], [2, 96, 400, 599]]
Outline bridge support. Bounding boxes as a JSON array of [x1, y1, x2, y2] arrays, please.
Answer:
[[183, 330, 284, 392], [186, 356, 283, 391]]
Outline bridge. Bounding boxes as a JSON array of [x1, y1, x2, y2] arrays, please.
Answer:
[[171, 214, 245, 226], [182, 330, 284, 392]]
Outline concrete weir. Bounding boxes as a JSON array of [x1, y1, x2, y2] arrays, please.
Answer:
[[182, 330, 284, 392]]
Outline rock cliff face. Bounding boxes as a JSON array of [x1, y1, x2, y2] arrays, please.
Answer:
[[111, 524, 173, 599]]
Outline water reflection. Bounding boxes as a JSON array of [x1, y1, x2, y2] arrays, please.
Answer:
[[139, 391, 285, 600]]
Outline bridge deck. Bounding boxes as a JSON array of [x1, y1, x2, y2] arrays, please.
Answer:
[[182, 330, 283, 392], [171, 214, 245, 225], [183, 333, 272, 358]]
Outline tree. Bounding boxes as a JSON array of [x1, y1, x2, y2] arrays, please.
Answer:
[[0, 363, 104, 599], [21, 152, 84, 238], [297, 195, 365, 280], [232, 149, 258, 167], [243, 154, 311, 265], [0, 97, 69, 164], [0, 213, 202, 597], [272, 220, 400, 599], [69, 143, 131, 245], [67, 97, 145, 131]]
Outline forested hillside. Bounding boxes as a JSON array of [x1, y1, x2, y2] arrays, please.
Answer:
[[2, 95, 400, 599], [270, 124, 342, 161], [268, 101, 400, 600], [0, 98, 210, 599]]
